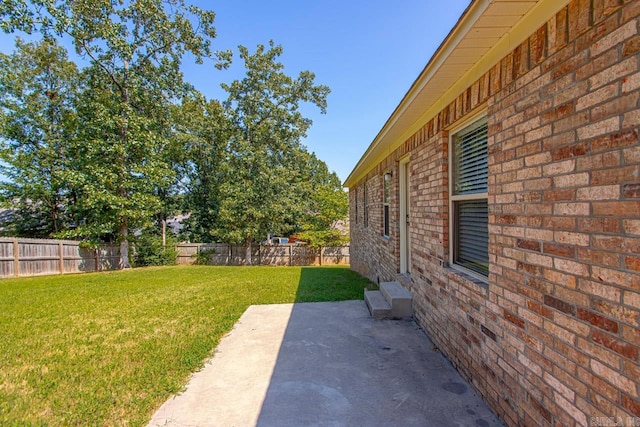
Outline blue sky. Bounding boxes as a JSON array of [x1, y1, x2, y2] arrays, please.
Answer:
[[199, 0, 471, 182], [0, 0, 471, 182]]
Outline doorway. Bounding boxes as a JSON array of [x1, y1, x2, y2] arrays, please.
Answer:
[[399, 158, 411, 275]]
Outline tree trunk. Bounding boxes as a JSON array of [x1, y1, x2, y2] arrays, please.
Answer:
[[162, 219, 167, 249], [52, 204, 59, 234], [244, 235, 252, 265], [119, 221, 131, 269], [118, 73, 131, 270]]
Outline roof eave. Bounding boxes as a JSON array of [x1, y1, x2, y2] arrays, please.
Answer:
[[344, 0, 570, 188]]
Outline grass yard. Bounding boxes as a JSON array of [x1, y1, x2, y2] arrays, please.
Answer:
[[0, 265, 371, 426]]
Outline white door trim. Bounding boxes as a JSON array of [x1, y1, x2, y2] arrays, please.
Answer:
[[399, 157, 411, 275]]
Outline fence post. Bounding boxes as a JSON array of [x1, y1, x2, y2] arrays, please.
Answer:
[[59, 242, 64, 274], [94, 248, 99, 272], [13, 239, 19, 277]]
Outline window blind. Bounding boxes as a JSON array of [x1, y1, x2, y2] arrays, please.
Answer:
[[455, 200, 489, 275], [453, 120, 488, 195], [383, 173, 390, 237], [452, 118, 489, 278]]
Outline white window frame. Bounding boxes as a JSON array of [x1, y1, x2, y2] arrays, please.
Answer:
[[383, 172, 391, 237], [364, 182, 369, 228], [448, 111, 489, 282], [354, 187, 358, 225]]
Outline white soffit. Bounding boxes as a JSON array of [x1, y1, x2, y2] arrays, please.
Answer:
[[344, 0, 570, 188]]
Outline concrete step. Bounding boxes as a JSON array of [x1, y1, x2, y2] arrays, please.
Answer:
[[380, 281, 413, 319], [364, 289, 392, 320]]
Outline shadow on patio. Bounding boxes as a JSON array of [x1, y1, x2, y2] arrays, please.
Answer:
[[147, 267, 503, 426], [254, 267, 503, 426]]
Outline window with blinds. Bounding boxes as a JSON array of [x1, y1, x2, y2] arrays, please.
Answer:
[[451, 118, 489, 277], [364, 183, 369, 228], [383, 173, 390, 237], [355, 188, 358, 224]]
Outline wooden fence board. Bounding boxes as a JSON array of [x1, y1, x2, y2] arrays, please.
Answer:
[[0, 238, 121, 278], [175, 243, 349, 267], [0, 238, 350, 278]]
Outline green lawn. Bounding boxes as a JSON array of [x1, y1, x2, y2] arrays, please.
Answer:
[[0, 265, 371, 426]]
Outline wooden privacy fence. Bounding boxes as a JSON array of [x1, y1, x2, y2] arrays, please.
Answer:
[[0, 238, 350, 278], [0, 238, 120, 278], [176, 243, 350, 266]]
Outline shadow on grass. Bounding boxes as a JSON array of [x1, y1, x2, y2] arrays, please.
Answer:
[[292, 266, 370, 303]]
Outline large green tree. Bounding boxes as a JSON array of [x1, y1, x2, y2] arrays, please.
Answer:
[[1, 0, 221, 267], [172, 93, 229, 243], [216, 41, 330, 264], [296, 152, 349, 247], [59, 63, 175, 249], [0, 38, 79, 237]]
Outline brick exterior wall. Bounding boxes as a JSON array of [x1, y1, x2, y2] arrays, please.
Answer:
[[349, 1, 640, 425]]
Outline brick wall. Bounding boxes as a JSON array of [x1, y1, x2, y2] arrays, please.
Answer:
[[350, 173, 397, 283], [349, 1, 640, 425]]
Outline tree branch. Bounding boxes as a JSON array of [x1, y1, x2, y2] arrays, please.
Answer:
[[79, 39, 124, 95]]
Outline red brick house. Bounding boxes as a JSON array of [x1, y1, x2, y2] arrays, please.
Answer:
[[344, 0, 640, 425]]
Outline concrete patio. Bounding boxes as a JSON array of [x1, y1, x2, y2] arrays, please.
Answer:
[[147, 300, 503, 427]]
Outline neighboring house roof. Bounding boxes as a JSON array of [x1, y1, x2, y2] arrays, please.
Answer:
[[167, 213, 191, 234], [0, 208, 17, 229], [344, 0, 570, 188]]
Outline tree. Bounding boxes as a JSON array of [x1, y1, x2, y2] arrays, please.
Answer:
[[215, 41, 330, 264], [1, 0, 222, 267], [296, 152, 349, 247], [173, 93, 229, 243], [58, 63, 176, 251], [0, 38, 79, 237]]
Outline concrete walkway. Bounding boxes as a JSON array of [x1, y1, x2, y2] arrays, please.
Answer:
[[147, 300, 503, 427]]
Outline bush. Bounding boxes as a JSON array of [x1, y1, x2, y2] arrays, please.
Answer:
[[133, 232, 178, 267], [297, 229, 349, 248], [194, 248, 217, 265]]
